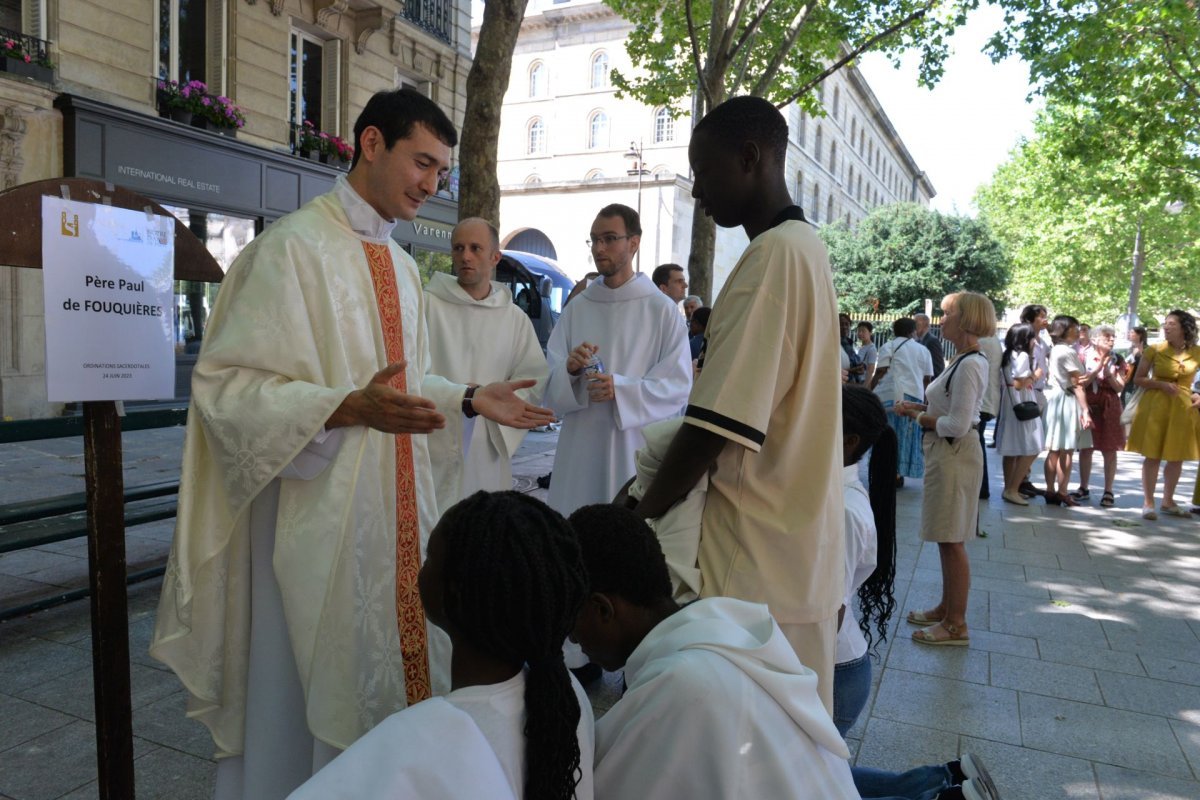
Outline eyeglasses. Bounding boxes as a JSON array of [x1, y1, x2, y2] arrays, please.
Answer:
[[586, 234, 632, 249]]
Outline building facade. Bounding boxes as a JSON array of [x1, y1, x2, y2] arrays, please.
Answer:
[[489, 0, 934, 293], [0, 0, 472, 419]]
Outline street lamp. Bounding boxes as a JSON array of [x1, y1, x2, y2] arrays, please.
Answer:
[[1120, 199, 1185, 343], [624, 139, 650, 272]]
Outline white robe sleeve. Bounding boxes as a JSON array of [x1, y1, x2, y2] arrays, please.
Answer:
[[278, 428, 345, 481], [544, 305, 590, 415], [490, 313, 550, 460], [611, 305, 693, 432]]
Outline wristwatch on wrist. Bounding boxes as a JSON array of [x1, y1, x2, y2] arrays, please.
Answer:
[[462, 385, 479, 418]]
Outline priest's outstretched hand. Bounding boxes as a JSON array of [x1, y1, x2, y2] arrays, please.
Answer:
[[474, 380, 557, 429], [327, 360, 446, 434]]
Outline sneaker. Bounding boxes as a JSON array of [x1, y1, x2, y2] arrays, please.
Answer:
[[961, 753, 1002, 800], [960, 780, 988, 800]]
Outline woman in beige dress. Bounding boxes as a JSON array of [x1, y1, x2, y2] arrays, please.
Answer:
[[895, 292, 996, 646]]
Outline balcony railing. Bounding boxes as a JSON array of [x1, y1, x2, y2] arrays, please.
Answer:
[[400, 0, 453, 45], [0, 25, 53, 78]]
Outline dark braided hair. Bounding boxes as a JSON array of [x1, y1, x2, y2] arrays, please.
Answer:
[[842, 385, 897, 656], [437, 491, 588, 800]]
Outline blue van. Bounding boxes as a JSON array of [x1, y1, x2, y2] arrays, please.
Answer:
[[495, 250, 574, 351]]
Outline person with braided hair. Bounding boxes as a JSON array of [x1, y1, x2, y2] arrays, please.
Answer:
[[833, 385, 898, 736], [290, 491, 594, 800]]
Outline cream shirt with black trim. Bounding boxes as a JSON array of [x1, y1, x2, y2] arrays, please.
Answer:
[[687, 214, 844, 625]]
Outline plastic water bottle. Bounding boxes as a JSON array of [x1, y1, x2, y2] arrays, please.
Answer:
[[582, 352, 605, 379]]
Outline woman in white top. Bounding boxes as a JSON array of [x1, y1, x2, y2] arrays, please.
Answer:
[[833, 385, 897, 736], [996, 323, 1045, 505], [290, 491, 595, 800], [896, 292, 996, 647], [1042, 316, 1093, 507]]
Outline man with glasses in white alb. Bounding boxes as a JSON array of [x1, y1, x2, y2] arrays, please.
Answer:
[[544, 203, 692, 517]]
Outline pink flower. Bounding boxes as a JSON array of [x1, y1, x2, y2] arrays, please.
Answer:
[[22, 54, 30, 63]]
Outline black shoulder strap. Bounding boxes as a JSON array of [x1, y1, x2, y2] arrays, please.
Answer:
[[943, 350, 985, 396]]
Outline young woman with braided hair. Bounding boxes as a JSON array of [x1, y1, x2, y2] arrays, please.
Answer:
[[290, 490, 594, 800], [832, 384, 899, 736]]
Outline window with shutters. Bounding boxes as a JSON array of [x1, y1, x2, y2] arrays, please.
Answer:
[[0, 0, 20, 32], [159, 0, 207, 83], [289, 29, 340, 135]]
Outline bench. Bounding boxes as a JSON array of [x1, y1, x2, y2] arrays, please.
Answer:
[[0, 408, 186, 621]]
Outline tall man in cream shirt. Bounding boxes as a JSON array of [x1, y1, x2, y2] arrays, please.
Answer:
[[425, 218, 548, 513], [632, 96, 844, 712]]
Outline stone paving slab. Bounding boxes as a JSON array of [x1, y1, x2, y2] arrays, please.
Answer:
[[2, 432, 1200, 797]]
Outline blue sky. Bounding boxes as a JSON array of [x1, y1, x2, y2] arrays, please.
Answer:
[[857, 5, 1042, 214]]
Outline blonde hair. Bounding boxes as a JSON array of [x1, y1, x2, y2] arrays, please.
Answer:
[[942, 291, 997, 338]]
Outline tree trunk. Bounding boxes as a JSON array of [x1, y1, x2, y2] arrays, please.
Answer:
[[685, 78, 724, 305], [687, 204, 716, 304], [458, 0, 529, 225]]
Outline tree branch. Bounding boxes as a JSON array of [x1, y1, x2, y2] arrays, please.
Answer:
[[729, 29, 758, 94], [685, 0, 711, 109], [751, 3, 814, 96], [727, 0, 782, 64], [773, 3, 934, 109], [1158, 31, 1200, 101]]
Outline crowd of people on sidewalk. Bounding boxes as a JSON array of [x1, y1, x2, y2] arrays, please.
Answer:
[[140, 84, 1200, 800], [848, 305, 1200, 520]]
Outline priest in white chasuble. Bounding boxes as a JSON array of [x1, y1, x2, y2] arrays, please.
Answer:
[[544, 204, 693, 516], [150, 89, 554, 800], [424, 217, 548, 515]]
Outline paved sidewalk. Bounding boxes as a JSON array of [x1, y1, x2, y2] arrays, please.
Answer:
[[2, 428, 1200, 798]]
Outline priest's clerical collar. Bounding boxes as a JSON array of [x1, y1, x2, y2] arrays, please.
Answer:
[[333, 176, 398, 241]]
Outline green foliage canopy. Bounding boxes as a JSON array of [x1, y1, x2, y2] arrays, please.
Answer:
[[976, 104, 1200, 323], [605, 0, 971, 116], [986, 0, 1199, 197], [821, 203, 1011, 315]]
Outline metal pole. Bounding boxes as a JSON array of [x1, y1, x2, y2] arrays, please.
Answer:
[[635, 151, 643, 272], [1129, 215, 1144, 323]]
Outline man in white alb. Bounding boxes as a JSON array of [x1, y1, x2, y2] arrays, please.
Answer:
[[543, 204, 692, 515], [150, 89, 553, 800], [425, 217, 548, 513]]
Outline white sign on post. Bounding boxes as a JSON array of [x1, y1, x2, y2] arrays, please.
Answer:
[[41, 197, 176, 401]]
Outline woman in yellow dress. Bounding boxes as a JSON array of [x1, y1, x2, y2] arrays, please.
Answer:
[[1127, 310, 1200, 519]]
